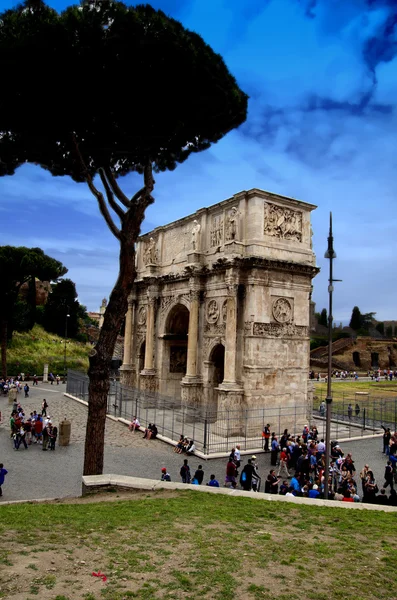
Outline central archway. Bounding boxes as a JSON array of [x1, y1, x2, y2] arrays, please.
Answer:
[[160, 303, 189, 398]]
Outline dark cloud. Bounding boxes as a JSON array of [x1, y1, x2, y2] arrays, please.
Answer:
[[304, 93, 393, 117], [363, 11, 397, 73]]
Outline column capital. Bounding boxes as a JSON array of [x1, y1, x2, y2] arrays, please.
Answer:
[[190, 289, 201, 302], [147, 295, 157, 308], [226, 283, 239, 297]]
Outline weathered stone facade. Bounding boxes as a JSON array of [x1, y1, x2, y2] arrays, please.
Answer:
[[120, 188, 318, 431]]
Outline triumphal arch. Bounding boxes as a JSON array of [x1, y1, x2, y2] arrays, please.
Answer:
[[120, 188, 318, 423]]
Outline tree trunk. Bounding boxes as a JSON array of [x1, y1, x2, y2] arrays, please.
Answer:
[[1, 318, 7, 379], [83, 213, 141, 475]]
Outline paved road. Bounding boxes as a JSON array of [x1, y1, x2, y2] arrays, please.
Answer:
[[0, 384, 390, 502]]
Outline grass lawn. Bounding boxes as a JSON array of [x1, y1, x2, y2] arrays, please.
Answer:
[[0, 490, 396, 600], [314, 380, 397, 425], [6, 324, 90, 376]]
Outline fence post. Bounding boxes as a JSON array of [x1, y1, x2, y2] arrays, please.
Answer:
[[363, 407, 366, 431], [395, 398, 397, 433], [204, 418, 208, 453]]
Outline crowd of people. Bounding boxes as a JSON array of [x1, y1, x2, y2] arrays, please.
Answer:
[[9, 398, 58, 451], [159, 425, 397, 506]]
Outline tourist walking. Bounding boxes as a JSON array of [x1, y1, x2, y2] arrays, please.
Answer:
[[42, 399, 48, 417], [180, 459, 191, 484], [24, 383, 29, 398], [240, 459, 255, 491], [382, 426, 391, 455], [384, 461, 394, 491], [0, 464, 8, 497], [271, 436, 279, 466], [225, 457, 237, 489], [277, 448, 290, 479], [262, 423, 270, 452], [49, 425, 58, 450]]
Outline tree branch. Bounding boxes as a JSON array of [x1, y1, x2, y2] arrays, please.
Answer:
[[138, 161, 155, 209], [130, 186, 145, 205], [103, 166, 131, 209], [72, 135, 121, 240], [99, 168, 125, 221], [87, 179, 121, 240]]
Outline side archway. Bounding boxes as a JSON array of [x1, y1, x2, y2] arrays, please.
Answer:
[[206, 343, 225, 421]]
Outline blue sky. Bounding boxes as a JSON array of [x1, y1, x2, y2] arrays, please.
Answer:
[[1, 0, 396, 323]]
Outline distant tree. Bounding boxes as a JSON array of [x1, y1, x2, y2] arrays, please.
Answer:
[[0, 246, 67, 377], [318, 308, 328, 327], [0, 1, 248, 475], [375, 322, 385, 335], [386, 325, 393, 337], [349, 307, 362, 331], [349, 306, 376, 331], [43, 279, 87, 339]]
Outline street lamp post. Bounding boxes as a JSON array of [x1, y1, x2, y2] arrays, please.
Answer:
[[323, 213, 341, 499], [63, 313, 70, 384]]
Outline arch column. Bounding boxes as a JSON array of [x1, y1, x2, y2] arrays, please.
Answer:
[[218, 280, 245, 435], [120, 296, 135, 386], [185, 289, 200, 378], [140, 289, 158, 392], [181, 283, 203, 419], [223, 283, 238, 385]]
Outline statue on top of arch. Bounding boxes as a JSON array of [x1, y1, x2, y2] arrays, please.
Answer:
[[144, 237, 157, 265]]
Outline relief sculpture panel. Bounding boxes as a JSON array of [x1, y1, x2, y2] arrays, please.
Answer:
[[210, 214, 224, 247], [253, 322, 308, 337], [264, 202, 302, 242]]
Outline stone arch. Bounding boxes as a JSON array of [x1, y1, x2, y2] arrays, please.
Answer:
[[206, 336, 226, 362], [160, 295, 190, 336], [159, 302, 190, 399], [206, 341, 225, 421]]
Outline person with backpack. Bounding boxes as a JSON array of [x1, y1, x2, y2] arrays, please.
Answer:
[[193, 465, 204, 485], [180, 459, 191, 484], [240, 459, 255, 491], [24, 383, 29, 398]]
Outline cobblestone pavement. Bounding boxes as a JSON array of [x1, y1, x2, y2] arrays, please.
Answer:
[[0, 383, 391, 503]]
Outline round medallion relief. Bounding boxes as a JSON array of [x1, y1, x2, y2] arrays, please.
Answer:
[[272, 298, 292, 323], [206, 299, 219, 323], [138, 306, 147, 325]]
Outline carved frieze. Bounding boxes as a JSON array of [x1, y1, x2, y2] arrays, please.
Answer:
[[210, 214, 224, 247], [206, 299, 219, 323], [137, 306, 147, 326], [221, 299, 227, 323], [272, 297, 293, 323], [160, 293, 190, 317], [205, 321, 226, 335], [252, 322, 308, 337], [264, 202, 302, 242]]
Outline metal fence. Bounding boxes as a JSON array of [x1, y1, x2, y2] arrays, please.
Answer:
[[66, 370, 387, 454], [314, 388, 397, 433]]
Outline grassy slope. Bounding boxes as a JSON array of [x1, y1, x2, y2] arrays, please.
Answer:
[[0, 491, 396, 600], [6, 324, 89, 376]]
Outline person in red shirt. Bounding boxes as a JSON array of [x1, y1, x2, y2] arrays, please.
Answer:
[[34, 417, 43, 444], [277, 448, 290, 478], [225, 459, 237, 489]]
